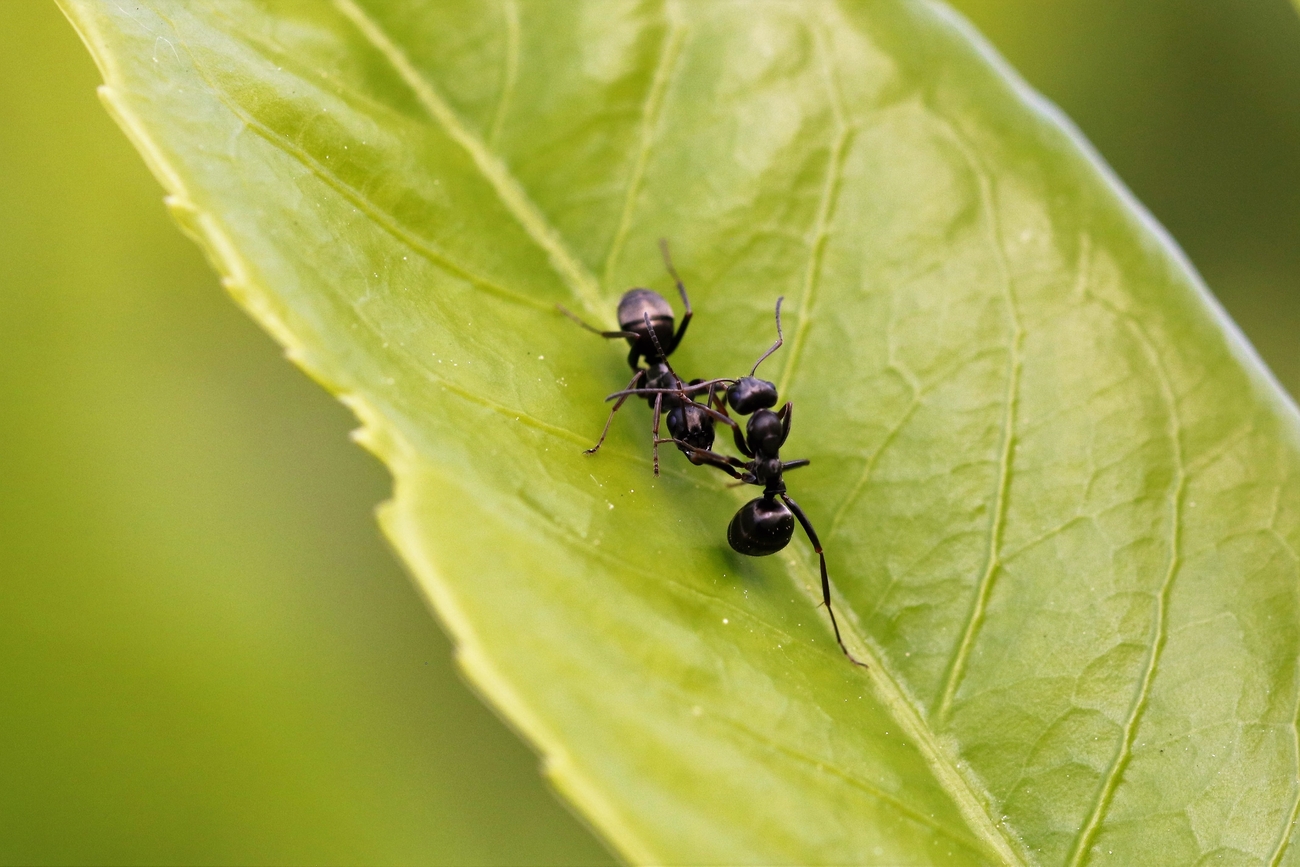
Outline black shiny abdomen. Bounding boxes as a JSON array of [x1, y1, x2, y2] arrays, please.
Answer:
[[616, 288, 673, 326], [617, 289, 676, 360], [728, 496, 794, 556]]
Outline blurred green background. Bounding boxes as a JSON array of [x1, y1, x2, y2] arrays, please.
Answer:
[[1, 1, 1296, 864]]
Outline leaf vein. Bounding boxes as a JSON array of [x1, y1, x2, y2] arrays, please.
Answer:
[[334, 0, 606, 317], [132, 5, 554, 316], [761, 44, 1028, 864], [778, 542, 1028, 865], [601, 1, 686, 291], [485, 0, 520, 149], [223, 98, 551, 313], [399, 364, 704, 484], [827, 397, 920, 539], [932, 118, 1024, 725], [776, 23, 852, 400], [711, 715, 990, 855], [1268, 519, 1300, 867], [1066, 294, 1186, 867], [828, 345, 1004, 540]]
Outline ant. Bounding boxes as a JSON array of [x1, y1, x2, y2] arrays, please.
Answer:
[[560, 240, 724, 475], [614, 299, 866, 667]]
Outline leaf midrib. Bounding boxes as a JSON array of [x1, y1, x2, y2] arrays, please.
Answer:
[[774, 18, 853, 403], [600, 0, 686, 294], [170, 5, 555, 316], [332, 0, 607, 321]]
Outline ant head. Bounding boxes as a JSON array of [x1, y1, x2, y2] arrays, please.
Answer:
[[617, 289, 675, 359], [746, 408, 784, 458], [667, 403, 716, 454], [727, 496, 794, 556], [727, 376, 778, 415], [641, 362, 684, 410]]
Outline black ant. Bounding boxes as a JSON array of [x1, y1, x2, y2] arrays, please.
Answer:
[[560, 241, 724, 475], [613, 299, 866, 667]]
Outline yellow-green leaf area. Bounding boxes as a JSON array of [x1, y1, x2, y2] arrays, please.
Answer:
[[60, 1, 1300, 864]]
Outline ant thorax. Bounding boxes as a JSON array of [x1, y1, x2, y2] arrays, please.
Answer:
[[746, 408, 785, 457], [754, 457, 785, 489]]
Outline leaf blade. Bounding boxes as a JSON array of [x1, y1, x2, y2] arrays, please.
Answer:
[[60, 1, 1300, 863]]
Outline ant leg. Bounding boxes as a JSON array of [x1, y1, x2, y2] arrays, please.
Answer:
[[781, 493, 868, 668], [701, 384, 751, 457], [782, 459, 810, 471], [749, 296, 785, 376], [708, 382, 730, 417], [674, 440, 746, 470], [679, 398, 750, 457], [558, 305, 639, 340], [778, 400, 794, 445], [672, 398, 751, 458], [659, 239, 693, 351], [604, 379, 732, 403], [584, 369, 644, 455], [651, 392, 664, 476], [672, 442, 747, 479], [732, 420, 751, 458]]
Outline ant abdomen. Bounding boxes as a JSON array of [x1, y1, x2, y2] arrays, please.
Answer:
[[617, 289, 676, 357], [728, 496, 795, 556], [616, 288, 673, 327]]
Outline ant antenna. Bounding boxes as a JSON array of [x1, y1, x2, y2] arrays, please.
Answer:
[[644, 312, 682, 384], [749, 296, 784, 376], [658, 238, 691, 314]]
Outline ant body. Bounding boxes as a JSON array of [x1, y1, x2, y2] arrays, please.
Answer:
[[615, 300, 865, 666], [560, 241, 721, 475]]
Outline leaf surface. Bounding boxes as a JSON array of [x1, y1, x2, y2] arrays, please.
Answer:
[[61, 1, 1300, 863]]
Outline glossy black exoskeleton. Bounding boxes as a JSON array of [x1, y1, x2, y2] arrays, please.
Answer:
[[560, 241, 725, 475], [666, 378, 719, 455], [659, 300, 866, 667]]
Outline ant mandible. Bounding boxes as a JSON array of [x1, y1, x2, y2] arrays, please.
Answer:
[[559, 240, 725, 475], [639, 300, 866, 667]]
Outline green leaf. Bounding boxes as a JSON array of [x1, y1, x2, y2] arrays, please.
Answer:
[[60, 0, 1300, 863]]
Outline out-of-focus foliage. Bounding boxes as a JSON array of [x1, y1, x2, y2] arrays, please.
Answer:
[[0, 4, 609, 865], [59, 1, 1300, 864]]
